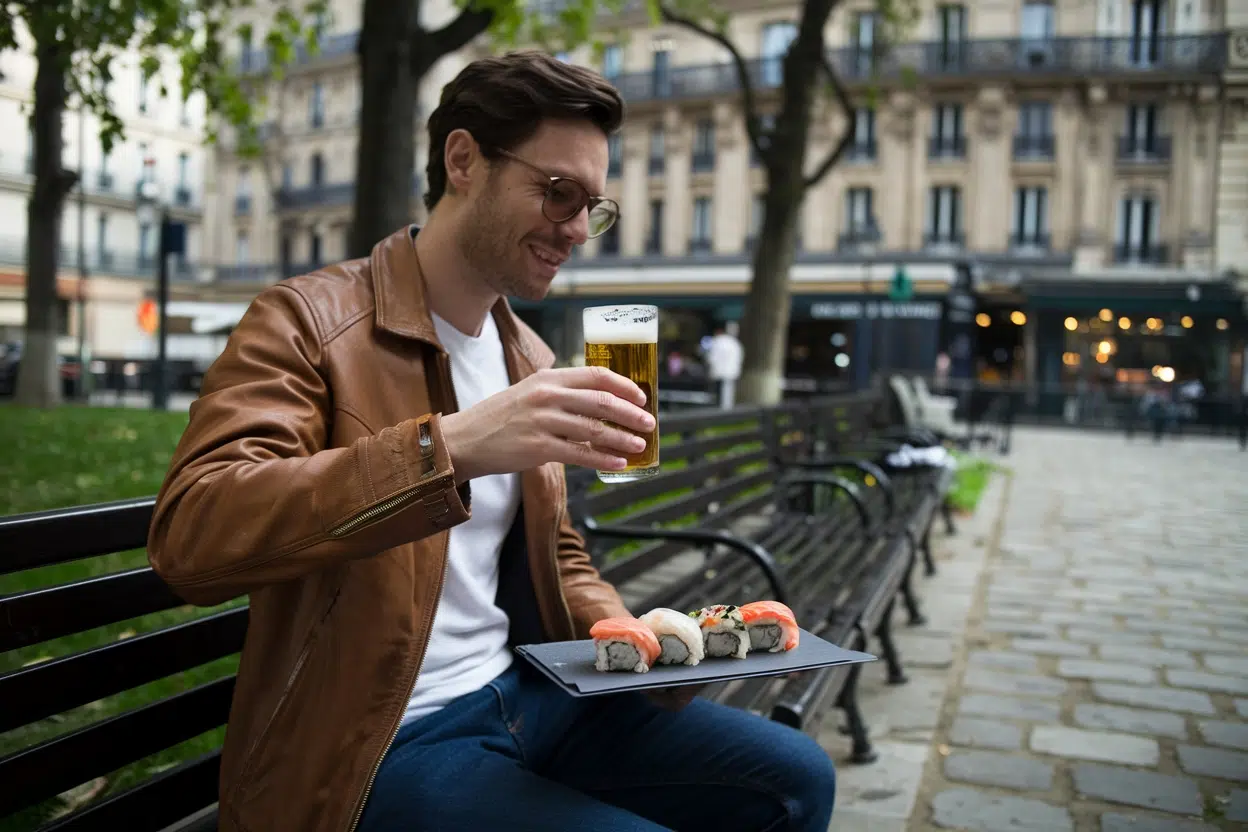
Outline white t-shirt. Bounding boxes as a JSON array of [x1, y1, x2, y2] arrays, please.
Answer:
[[402, 310, 519, 724]]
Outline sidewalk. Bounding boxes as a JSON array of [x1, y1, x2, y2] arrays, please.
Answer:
[[822, 427, 1248, 831]]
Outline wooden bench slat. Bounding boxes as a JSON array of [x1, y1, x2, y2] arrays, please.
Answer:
[[0, 568, 185, 653], [38, 752, 220, 832], [0, 608, 247, 733], [0, 677, 235, 818], [579, 448, 768, 517], [0, 498, 154, 576]]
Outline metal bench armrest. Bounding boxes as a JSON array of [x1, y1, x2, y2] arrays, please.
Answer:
[[776, 473, 872, 532], [779, 456, 894, 520], [581, 517, 789, 607]]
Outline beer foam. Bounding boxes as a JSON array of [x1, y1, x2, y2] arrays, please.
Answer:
[[583, 306, 658, 344]]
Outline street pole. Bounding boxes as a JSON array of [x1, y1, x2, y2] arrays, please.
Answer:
[[75, 106, 90, 401], [153, 208, 170, 411]]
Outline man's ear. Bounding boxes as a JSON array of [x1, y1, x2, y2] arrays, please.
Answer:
[[443, 129, 481, 196]]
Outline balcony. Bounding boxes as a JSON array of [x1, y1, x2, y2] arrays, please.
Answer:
[[838, 225, 882, 250], [1013, 134, 1056, 160], [1009, 232, 1051, 252], [690, 152, 715, 173], [843, 141, 877, 163], [928, 136, 967, 160], [609, 34, 1227, 104], [688, 238, 713, 254], [0, 235, 202, 281], [924, 231, 965, 250], [276, 175, 421, 210], [238, 31, 358, 75], [1113, 243, 1169, 265], [1117, 135, 1172, 163]]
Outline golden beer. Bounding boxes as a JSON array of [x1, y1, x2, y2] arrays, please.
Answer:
[[583, 304, 660, 482]]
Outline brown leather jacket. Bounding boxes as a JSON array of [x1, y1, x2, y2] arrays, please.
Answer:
[[147, 226, 630, 832]]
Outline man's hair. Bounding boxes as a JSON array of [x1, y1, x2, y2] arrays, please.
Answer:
[[423, 50, 626, 210]]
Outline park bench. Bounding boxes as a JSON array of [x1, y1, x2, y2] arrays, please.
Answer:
[[0, 496, 232, 831], [0, 391, 954, 829], [567, 393, 942, 764]]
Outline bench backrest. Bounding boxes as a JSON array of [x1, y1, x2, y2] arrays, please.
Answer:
[[0, 499, 236, 831]]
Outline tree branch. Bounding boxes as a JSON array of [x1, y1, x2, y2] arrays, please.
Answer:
[[802, 49, 855, 190], [658, 3, 767, 161], [413, 5, 493, 75]]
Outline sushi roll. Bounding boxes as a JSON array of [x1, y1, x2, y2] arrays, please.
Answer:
[[689, 604, 750, 659], [590, 616, 661, 673], [639, 607, 706, 666], [740, 600, 800, 653]]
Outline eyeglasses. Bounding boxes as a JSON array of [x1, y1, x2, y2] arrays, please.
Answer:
[[490, 148, 620, 239]]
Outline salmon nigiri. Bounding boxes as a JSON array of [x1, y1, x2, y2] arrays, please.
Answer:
[[739, 601, 800, 652], [590, 616, 662, 673]]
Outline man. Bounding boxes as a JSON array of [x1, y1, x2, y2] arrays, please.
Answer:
[[706, 321, 744, 409], [148, 51, 835, 832]]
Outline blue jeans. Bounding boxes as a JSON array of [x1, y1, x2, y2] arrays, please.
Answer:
[[357, 662, 837, 831]]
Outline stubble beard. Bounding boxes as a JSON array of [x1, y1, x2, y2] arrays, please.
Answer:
[[459, 190, 548, 302]]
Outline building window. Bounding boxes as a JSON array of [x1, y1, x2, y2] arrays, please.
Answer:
[[926, 185, 962, 246], [310, 153, 325, 187], [845, 188, 874, 234], [752, 113, 775, 166], [1129, 0, 1165, 65], [651, 48, 671, 98], [1014, 101, 1054, 158], [601, 44, 622, 80], [236, 231, 249, 264], [309, 81, 325, 128], [935, 4, 966, 68], [1116, 194, 1162, 263], [240, 31, 253, 71], [599, 221, 619, 255], [607, 133, 621, 178], [691, 197, 712, 251], [139, 222, 152, 265], [646, 200, 663, 253], [930, 103, 965, 158], [850, 108, 876, 160], [1012, 186, 1048, 248], [96, 212, 109, 265], [1120, 103, 1169, 159], [850, 12, 877, 76], [760, 22, 797, 86], [648, 124, 664, 174], [691, 119, 715, 172], [310, 230, 322, 265]]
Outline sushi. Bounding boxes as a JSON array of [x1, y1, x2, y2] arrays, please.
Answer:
[[590, 616, 662, 673], [690, 604, 750, 659], [639, 607, 706, 666], [740, 600, 800, 653]]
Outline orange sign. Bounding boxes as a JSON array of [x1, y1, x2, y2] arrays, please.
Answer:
[[138, 299, 157, 334]]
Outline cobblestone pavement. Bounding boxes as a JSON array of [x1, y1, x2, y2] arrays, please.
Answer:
[[819, 426, 1248, 831]]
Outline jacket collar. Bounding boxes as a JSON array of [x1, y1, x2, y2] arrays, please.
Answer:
[[370, 225, 555, 373]]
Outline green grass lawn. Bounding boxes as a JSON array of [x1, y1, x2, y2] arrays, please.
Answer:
[[0, 404, 244, 831], [947, 453, 1000, 514]]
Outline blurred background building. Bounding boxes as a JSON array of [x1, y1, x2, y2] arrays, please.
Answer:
[[1, 0, 1246, 410]]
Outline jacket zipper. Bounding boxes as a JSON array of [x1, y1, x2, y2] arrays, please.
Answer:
[[551, 474, 577, 639], [346, 350, 459, 832], [329, 422, 443, 538]]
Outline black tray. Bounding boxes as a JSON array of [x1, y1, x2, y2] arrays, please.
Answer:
[[514, 628, 876, 697]]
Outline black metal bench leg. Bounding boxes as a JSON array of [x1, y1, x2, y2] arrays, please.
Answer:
[[942, 497, 956, 535], [922, 522, 937, 577], [835, 663, 878, 764], [875, 600, 909, 685], [901, 536, 927, 627]]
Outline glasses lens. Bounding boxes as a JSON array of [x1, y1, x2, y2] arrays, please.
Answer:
[[588, 200, 619, 238], [544, 179, 587, 223]]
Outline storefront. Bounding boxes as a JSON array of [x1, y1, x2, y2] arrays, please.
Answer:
[[1023, 277, 1248, 400]]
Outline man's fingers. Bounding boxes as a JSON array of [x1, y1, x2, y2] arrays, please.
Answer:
[[546, 366, 648, 408]]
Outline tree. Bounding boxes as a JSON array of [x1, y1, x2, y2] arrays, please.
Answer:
[[653, 0, 917, 405], [346, 0, 628, 259], [0, 0, 321, 408]]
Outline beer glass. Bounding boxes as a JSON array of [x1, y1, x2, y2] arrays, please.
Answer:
[[582, 304, 660, 483]]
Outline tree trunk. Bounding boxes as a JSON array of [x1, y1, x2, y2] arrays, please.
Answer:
[[736, 176, 804, 406], [16, 34, 74, 409], [347, 0, 419, 259]]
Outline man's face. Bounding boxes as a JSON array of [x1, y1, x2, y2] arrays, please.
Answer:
[[458, 118, 610, 301]]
